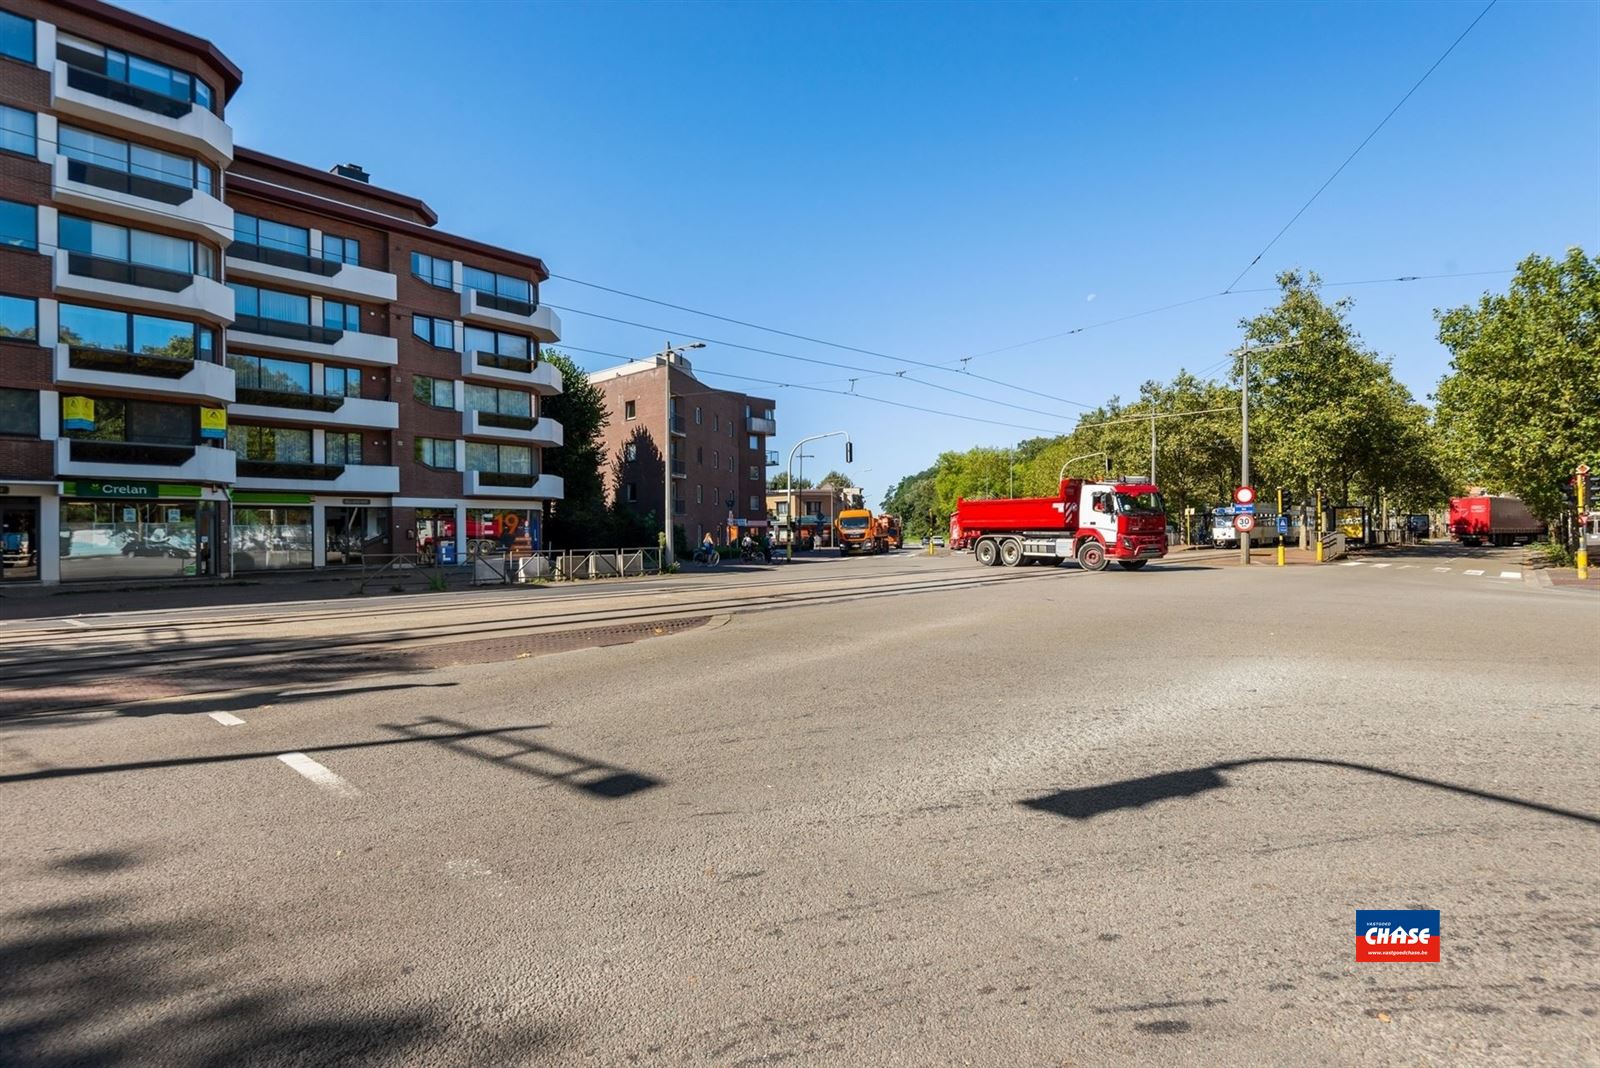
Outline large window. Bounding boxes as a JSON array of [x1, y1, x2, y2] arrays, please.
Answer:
[[0, 387, 37, 435], [412, 314, 454, 349], [323, 234, 360, 266], [229, 284, 311, 325], [60, 215, 215, 278], [58, 34, 216, 113], [466, 442, 533, 475], [463, 326, 531, 358], [234, 213, 308, 255], [60, 126, 212, 195], [58, 304, 214, 361], [228, 353, 311, 394], [0, 104, 34, 157], [465, 384, 531, 417], [323, 300, 361, 332], [228, 424, 311, 463], [462, 265, 533, 305], [0, 198, 34, 249], [325, 366, 361, 398], [326, 431, 362, 466], [0, 10, 33, 64], [231, 507, 313, 571], [61, 396, 195, 445], [410, 251, 452, 289], [414, 436, 454, 468], [413, 375, 454, 408], [0, 293, 36, 340]]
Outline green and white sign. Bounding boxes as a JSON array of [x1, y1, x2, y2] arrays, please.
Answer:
[[63, 481, 204, 499]]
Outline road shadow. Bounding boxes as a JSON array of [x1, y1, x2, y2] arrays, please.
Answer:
[[0, 848, 555, 1067], [1020, 757, 1600, 828]]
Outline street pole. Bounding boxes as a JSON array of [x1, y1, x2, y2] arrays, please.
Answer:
[[1578, 467, 1590, 580], [661, 345, 674, 567], [786, 431, 850, 560], [1276, 486, 1285, 567], [1149, 409, 1157, 485], [1239, 347, 1251, 566], [1315, 486, 1324, 563]]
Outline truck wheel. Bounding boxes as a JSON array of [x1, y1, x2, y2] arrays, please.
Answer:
[[1117, 560, 1148, 571], [999, 538, 1023, 567], [974, 538, 999, 566], [1077, 540, 1107, 572]]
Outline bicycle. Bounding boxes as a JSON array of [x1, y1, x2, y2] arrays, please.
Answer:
[[692, 545, 721, 567]]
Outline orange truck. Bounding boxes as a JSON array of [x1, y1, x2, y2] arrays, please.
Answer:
[[835, 509, 901, 555]]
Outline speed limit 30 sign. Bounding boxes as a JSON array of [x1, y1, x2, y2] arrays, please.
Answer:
[[1234, 513, 1256, 532]]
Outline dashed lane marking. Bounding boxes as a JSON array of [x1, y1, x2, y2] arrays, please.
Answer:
[[1340, 561, 1362, 567], [208, 711, 245, 726], [1397, 564, 1415, 569], [277, 752, 360, 797], [1434, 567, 1451, 572], [1464, 569, 1485, 576], [1500, 571, 1522, 580], [1371, 563, 1392, 568]]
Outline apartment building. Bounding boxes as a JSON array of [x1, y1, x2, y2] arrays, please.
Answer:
[[587, 351, 776, 545], [0, 0, 562, 584]]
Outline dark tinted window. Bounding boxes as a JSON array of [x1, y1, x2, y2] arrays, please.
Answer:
[[0, 386, 37, 435]]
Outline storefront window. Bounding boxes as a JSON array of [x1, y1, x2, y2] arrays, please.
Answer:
[[59, 500, 209, 581], [230, 507, 313, 571], [325, 506, 389, 565]]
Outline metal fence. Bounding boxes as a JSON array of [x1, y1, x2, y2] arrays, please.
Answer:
[[469, 545, 665, 585]]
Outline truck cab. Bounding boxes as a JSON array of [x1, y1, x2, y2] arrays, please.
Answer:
[[835, 509, 876, 554]]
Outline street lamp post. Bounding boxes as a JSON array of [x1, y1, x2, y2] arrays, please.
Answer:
[[786, 431, 851, 560], [654, 340, 704, 566], [1233, 340, 1291, 566]]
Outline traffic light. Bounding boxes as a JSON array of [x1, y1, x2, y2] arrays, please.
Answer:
[[845, 441, 854, 464], [1104, 456, 1113, 475]]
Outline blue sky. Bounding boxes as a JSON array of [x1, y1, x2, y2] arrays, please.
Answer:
[[132, 0, 1598, 504]]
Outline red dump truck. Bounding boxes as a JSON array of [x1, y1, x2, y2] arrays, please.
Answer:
[[956, 479, 1168, 571], [1448, 495, 1544, 546]]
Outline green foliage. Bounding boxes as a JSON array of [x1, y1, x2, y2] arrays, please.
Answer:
[[817, 469, 852, 490], [881, 464, 938, 536], [768, 471, 814, 490], [540, 349, 613, 545], [1435, 248, 1600, 522]]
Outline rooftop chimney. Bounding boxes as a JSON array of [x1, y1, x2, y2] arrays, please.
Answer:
[[331, 163, 369, 184]]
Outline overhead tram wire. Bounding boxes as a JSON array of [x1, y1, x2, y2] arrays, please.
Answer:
[[1220, 0, 1500, 294]]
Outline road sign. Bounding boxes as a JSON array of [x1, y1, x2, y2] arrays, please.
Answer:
[[1237, 502, 1256, 513], [1234, 486, 1256, 506], [1277, 515, 1289, 535], [1579, 463, 1591, 476], [1234, 513, 1255, 532]]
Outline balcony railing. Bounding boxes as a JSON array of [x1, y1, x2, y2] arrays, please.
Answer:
[[232, 316, 344, 345], [670, 459, 687, 477], [66, 159, 194, 205], [66, 251, 194, 292], [766, 449, 780, 467], [476, 411, 537, 431], [227, 241, 343, 277], [236, 460, 346, 481], [471, 290, 536, 317], [63, 62, 193, 119], [473, 470, 538, 488], [234, 387, 346, 412], [68, 439, 195, 465], [670, 414, 686, 435], [69, 345, 196, 379], [474, 351, 534, 374]]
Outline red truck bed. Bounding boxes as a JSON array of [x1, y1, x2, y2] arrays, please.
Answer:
[[957, 492, 1072, 532]]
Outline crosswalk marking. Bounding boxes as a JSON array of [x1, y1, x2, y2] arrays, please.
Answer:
[[1499, 571, 1522, 580], [1397, 564, 1415, 569], [1371, 563, 1392, 569], [1464, 569, 1484, 576], [278, 752, 360, 797], [1433, 566, 1450, 572], [1340, 561, 1362, 567]]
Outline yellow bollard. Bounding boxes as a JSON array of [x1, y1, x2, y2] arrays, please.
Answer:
[[1314, 488, 1324, 564], [1579, 472, 1590, 580], [1276, 487, 1285, 566]]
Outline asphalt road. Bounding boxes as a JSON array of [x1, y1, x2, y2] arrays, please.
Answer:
[[2, 546, 1596, 1066]]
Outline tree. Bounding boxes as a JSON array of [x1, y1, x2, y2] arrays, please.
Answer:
[[768, 471, 813, 490], [1435, 248, 1600, 522], [539, 349, 611, 546], [817, 469, 852, 490], [881, 464, 938, 536]]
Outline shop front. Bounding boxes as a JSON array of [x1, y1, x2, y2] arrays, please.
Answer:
[[58, 481, 221, 582], [0, 487, 46, 582], [325, 499, 391, 566], [229, 492, 315, 572]]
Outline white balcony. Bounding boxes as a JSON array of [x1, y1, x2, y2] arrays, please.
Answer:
[[225, 249, 398, 303], [54, 250, 235, 324], [459, 289, 560, 342], [462, 410, 563, 447], [233, 463, 400, 495], [228, 394, 398, 430], [56, 436, 235, 484], [464, 471, 564, 500], [747, 415, 777, 436], [53, 61, 233, 164], [226, 321, 398, 367], [53, 343, 234, 404], [52, 155, 233, 247], [459, 350, 564, 394]]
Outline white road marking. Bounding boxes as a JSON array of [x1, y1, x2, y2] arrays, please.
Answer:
[[277, 752, 360, 797], [208, 711, 245, 726], [1340, 561, 1362, 567], [1464, 569, 1484, 576], [1499, 571, 1522, 580], [1397, 564, 1415, 570], [66, 619, 90, 629], [1433, 567, 1451, 572], [1371, 563, 1392, 569]]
